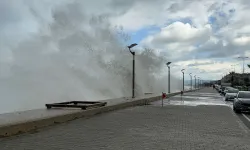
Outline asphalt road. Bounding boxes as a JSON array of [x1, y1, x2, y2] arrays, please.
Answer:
[[219, 93, 250, 130], [1, 87, 250, 150]]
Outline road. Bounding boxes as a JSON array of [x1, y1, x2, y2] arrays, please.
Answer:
[[1, 88, 250, 150]]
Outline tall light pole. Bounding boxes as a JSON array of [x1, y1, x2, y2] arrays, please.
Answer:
[[181, 69, 185, 91], [201, 79, 203, 88], [200, 78, 202, 88], [238, 56, 249, 74], [166, 62, 171, 93], [189, 73, 192, 90], [200, 79, 202, 88], [198, 77, 200, 89], [194, 75, 197, 89], [128, 43, 137, 98]]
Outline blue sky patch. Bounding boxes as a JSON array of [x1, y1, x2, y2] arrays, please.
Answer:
[[128, 26, 160, 44], [164, 17, 193, 26]]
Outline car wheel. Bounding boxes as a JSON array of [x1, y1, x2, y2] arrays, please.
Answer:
[[233, 107, 241, 113]]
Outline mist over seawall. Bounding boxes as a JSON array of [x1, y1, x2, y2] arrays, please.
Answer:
[[0, 1, 182, 114]]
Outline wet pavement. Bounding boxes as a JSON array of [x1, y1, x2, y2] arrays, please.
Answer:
[[152, 88, 226, 107], [1, 87, 250, 149]]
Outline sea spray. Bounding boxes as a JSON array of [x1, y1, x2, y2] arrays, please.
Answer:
[[0, 1, 182, 114]]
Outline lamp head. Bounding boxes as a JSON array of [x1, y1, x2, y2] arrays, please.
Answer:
[[166, 62, 171, 66], [128, 43, 137, 49]]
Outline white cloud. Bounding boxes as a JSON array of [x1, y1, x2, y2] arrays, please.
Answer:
[[140, 22, 212, 62], [171, 59, 247, 80], [144, 22, 211, 44], [233, 36, 250, 46], [109, 0, 217, 31]]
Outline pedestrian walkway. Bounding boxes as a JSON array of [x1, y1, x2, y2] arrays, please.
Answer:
[[1, 88, 250, 150], [152, 87, 226, 106]]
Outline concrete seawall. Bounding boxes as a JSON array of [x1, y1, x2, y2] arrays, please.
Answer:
[[0, 90, 193, 138]]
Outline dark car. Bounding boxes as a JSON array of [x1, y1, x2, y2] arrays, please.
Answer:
[[219, 86, 225, 93], [233, 91, 250, 113]]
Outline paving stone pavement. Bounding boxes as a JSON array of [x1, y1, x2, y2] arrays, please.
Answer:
[[1, 88, 250, 150], [0, 105, 250, 149]]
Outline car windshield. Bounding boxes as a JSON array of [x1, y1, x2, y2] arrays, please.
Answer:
[[228, 89, 239, 93], [238, 92, 250, 98]]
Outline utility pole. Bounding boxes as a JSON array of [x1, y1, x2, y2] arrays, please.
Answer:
[[238, 56, 249, 74], [231, 64, 236, 72]]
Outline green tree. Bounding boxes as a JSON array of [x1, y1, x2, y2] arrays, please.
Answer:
[[244, 77, 250, 86]]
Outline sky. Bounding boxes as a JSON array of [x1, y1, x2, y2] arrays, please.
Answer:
[[1, 0, 250, 81]]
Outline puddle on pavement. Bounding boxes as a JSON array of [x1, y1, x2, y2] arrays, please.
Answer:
[[152, 100, 227, 106], [165, 100, 227, 106], [172, 95, 221, 100], [151, 93, 228, 107]]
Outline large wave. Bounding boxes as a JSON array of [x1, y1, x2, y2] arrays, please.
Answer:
[[0, 1, 182, 114]]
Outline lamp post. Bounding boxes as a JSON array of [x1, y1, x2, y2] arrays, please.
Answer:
[[200, 78, 202, 88], [189, 73, 192, 90], [198, 77, 200, 89], [166, 62, 171, 93], [194, 75, 197, 89], [181, 69, 185, 91], [128, 43, 137, 98], [201, 79, 203, 88]]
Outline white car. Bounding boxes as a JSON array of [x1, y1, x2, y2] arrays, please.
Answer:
[[225, 88, 239, 101]]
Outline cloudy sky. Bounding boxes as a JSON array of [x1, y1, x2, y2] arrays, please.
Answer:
[[1, 0, 250, 80]]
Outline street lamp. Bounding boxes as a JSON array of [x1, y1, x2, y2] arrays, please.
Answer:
[[194, 75, 197, 89], [198, 77, 200, 89], [200, 78, 202, 88], [181, 69, 185, 91], [189, 73, 192, 90], [128, 43, 138, 98], [166, 62, 171, 93], [201, 79, 203, 88]]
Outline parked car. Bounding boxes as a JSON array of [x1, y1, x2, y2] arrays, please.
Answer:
[[233, 91, 250, 113], [225, 88, 239, 101], [219, 86, 225, 93], [222, 87, 234, 96], [215, 85, 220, 91], [221, 86, 232, 96]]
